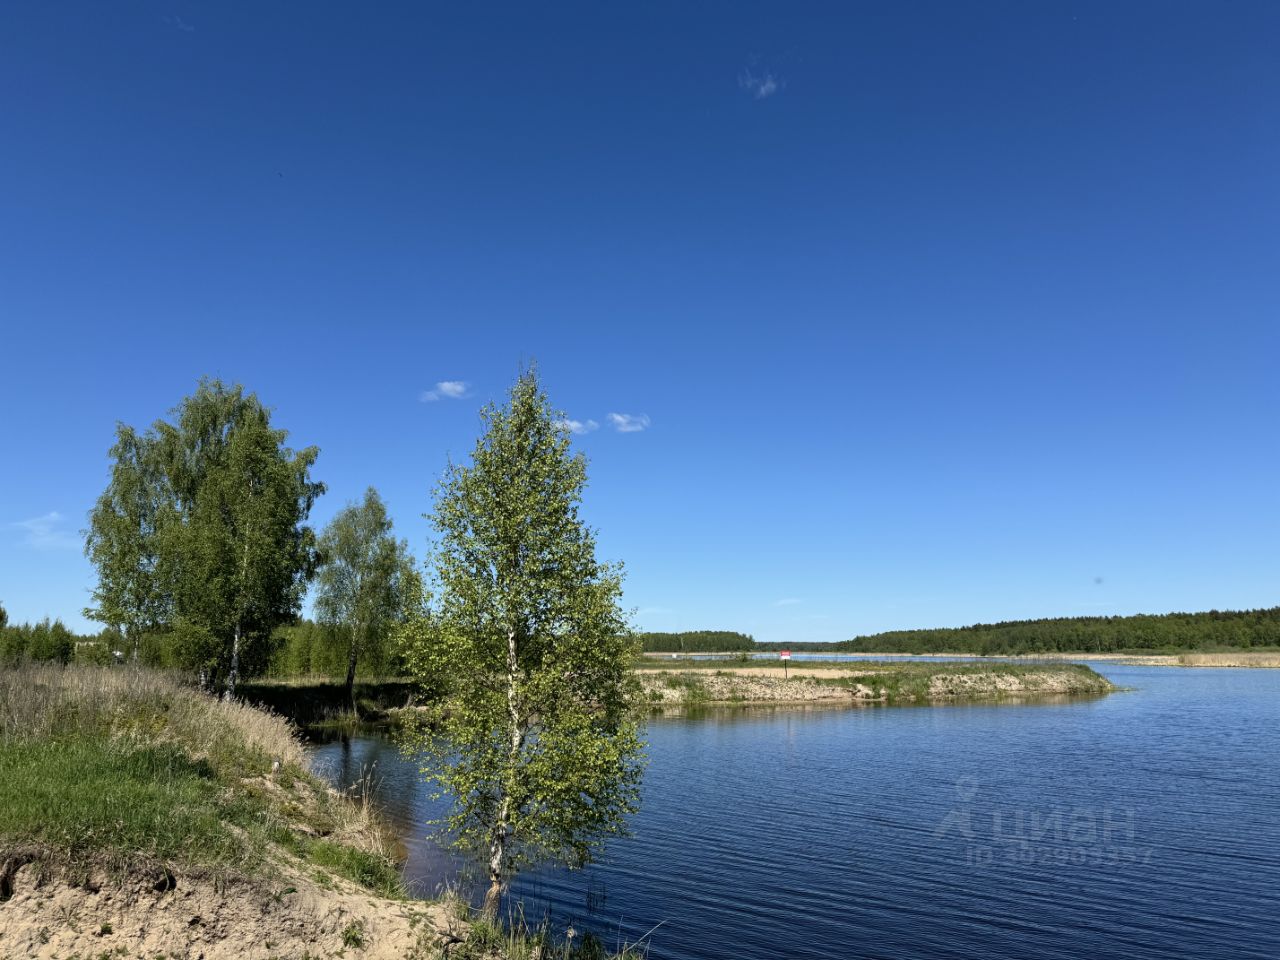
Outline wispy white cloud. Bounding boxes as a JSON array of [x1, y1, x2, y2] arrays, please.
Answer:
[[607, 412, 650, 433], [556, 417, 599, 435], [163, 14, 195, 33], [12, 511, 79, 550], [420, 380, 470, 402], [774, 597, 804, 607], [739, 69, 781, 100]]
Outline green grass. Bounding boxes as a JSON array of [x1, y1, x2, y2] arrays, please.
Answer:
[[0, 737, 257, 869], [654, 672, 710, 705]]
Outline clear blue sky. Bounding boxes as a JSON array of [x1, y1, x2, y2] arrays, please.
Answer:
[[2, 2, 1277, 642]]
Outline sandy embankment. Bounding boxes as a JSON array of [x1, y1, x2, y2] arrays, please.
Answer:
[[640, 665, 1113, 706], [0, 848, 458, 960]]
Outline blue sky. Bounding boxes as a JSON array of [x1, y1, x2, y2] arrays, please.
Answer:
[[2, 2, 1277, 642]]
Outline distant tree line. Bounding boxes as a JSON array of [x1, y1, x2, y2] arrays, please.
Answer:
[[835, 607, 1280, 655], [0, 602, 118, 665], [721, 608, 1280, 656], [637, 630, 755, 652]]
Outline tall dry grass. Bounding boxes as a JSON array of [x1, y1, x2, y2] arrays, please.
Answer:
[[1178, 652, 1280, 668], [0, 662, 305, 775]]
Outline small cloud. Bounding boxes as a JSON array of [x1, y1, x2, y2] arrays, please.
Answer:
[[739, 69, 782, 100], [420, 380, 470, 402], [163, 14, 195, 33], [12, 511, 79, 550], [607, 412, 650, 433], [556, 418, 599, 435], [774, 598, 804, 607]]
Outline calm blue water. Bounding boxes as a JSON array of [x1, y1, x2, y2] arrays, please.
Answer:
[[310, 665, 1280, 959]]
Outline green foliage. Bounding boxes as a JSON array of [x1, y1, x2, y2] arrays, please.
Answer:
[[83, 425, 168, 655], [85, 378, 325, 694], [0, 617, 93, 665], [398, 368, 644, 915], [265, 620, 346, 677], [636, 630, 755, 652], [313, 487, 412, 699]]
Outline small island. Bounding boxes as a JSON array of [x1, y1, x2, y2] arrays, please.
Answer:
[[637, 660, 1115, 707]]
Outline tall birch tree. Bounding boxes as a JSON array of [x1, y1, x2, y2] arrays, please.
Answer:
[[399, 369, 644, 918]]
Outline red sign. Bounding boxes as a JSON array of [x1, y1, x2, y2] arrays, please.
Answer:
[[780, 650, 791, 659]]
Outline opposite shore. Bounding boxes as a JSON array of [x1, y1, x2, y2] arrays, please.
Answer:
[[644, 650, 1280, 668]]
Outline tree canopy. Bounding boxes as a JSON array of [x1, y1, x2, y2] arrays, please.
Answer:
[[85, 378, 324, 695]]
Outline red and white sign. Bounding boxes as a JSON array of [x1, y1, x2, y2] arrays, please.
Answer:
[[779, 650, 791, 660]]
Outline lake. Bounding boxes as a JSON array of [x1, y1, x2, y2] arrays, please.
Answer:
[[310, 664, 1280, 959]]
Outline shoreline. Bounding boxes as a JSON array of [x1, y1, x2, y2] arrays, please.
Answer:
[[643, 651, 1280, 668]]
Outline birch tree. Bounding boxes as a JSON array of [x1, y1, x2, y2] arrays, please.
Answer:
[[85, 378, 323, 696], [399, 369, 644, 918], [84, 425, 169, 659], [314, 487, 411, 706]]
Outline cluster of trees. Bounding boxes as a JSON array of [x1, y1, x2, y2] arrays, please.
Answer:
[[837, 608, 1280, 655], [84, 379, 409, 700], [76, 368, 641, 915], [0, 603, 109, 665], [637, 630, 755, 652], [264, 617, 409, 682]]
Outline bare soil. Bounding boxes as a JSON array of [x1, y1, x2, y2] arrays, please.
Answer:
[[0, 847, 457, 960]]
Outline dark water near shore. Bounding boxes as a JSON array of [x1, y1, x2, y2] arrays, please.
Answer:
[[310, 665, 1280, 959]]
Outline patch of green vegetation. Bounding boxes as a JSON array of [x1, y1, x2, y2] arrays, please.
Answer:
[[817, 662, 1112, 702], [0, 737, 261, 871], [340, 920, 366, 949], [307, 839, 403, 897], [658, 672, 709, 705]]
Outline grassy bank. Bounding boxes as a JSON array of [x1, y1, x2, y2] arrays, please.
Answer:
[[640, 661, 1115, 707], [0, 665, 648, 960], [0, 664, 455, 958], [0, 664, 401, 889]]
